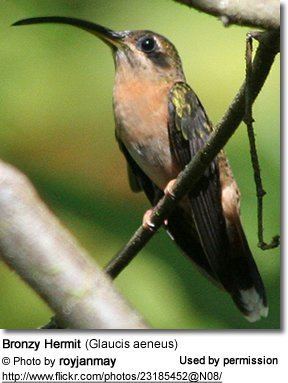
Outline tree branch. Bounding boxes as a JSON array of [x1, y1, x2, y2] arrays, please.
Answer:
[[174, 0, 280, 30], [105, 30, 280, 279], [244, 33, 280, 250], [0, 160, 147, 329]]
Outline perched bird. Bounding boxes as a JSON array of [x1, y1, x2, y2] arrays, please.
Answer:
[[13, 17, 268, 322]]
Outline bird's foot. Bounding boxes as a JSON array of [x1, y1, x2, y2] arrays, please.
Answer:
[[142, 208, 156, 232], [164, 179, 177, 200]]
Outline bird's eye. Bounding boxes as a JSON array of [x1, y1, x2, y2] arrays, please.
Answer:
[[139, 36, 156, 53]]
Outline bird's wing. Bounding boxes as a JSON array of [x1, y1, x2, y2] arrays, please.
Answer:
[[115, 134, 142, 193], [116, 136, 162, 204], [116, 131, 217, 281], [168, 82, 268, 320], [126, 163, 142, 193], [168, 81, 230, 279]]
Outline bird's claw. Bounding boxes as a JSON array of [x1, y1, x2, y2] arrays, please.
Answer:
[[164, 179, 177, 200], [142, 208, 156, 232]]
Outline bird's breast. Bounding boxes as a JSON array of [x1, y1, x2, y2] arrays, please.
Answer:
[[113, 77, 180, 190]]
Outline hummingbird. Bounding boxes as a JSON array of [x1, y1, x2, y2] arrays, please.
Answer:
[[12, 16, 268, 322]]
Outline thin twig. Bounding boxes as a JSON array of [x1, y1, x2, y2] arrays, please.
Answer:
[[244, 33, 280, 250], [105, 29, 280, 279]]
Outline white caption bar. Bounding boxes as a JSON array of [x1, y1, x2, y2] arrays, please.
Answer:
[[0, 333, 285, 383]]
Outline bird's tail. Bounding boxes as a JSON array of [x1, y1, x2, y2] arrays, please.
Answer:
[[167, 207, 268, 322], [221, 218, 268, 322]]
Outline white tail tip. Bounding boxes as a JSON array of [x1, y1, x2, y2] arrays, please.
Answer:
[[240, 288, 269, 322]]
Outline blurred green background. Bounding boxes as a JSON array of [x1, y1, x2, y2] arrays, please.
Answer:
[[0, 0, 280, 329]]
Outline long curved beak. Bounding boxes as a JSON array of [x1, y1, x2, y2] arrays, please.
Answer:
[[12, 16, 126, 49]]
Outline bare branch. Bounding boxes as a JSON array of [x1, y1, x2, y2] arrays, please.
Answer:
[[105, 30, 280, 279], [244, 33, 280, 250], [0, 161, 147, 329], [174, 0, 280, 30]]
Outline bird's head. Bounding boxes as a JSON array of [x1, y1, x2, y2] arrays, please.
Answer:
[[12, 16, 185, 82]]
